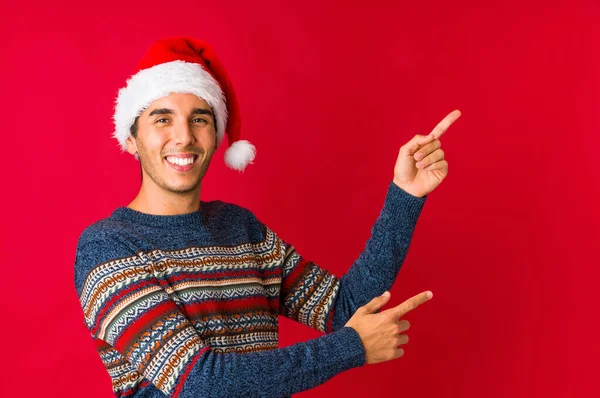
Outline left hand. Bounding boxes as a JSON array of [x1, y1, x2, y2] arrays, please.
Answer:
[[392, 110, 461, 198]]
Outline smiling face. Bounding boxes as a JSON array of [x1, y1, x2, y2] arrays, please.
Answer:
[[125, 92, 217, 194]]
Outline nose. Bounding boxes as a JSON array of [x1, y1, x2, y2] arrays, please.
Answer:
[[171, 118, 196, 147]]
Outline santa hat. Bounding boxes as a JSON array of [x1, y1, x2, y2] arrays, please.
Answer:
[[113, 37, 255, 171]]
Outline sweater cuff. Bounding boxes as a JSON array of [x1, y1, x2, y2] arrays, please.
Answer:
[[381, 181, 427, 222], [331, 327, 366, 369]]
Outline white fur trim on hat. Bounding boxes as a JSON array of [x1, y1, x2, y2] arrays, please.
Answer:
[[224, 140, 256, 171], [113, 60, 228, 151]]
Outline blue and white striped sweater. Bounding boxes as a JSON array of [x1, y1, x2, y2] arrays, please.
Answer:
[[73, 181, 426, 397]]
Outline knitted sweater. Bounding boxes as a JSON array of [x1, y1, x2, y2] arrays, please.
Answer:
[[73, 181, 427, 398]]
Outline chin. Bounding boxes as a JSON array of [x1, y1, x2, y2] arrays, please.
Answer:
[[164, 182, 201, 194]]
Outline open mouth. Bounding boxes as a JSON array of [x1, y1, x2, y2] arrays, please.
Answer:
[[164, 155, 199, 171]]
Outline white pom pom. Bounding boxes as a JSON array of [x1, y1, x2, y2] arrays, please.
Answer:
[[224, 140, 256, 171]]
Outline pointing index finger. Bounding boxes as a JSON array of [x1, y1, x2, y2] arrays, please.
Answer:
[[390, 291, 433, 318], [430, 109, 461, 139]]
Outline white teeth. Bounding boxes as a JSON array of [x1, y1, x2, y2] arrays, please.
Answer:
[[166, 156, 195, 166]]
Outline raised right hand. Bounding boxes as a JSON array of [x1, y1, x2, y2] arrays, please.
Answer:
[[344, 290, 433, 365]]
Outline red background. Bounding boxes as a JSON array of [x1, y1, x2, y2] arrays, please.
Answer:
[[1, 0, 597, 396]]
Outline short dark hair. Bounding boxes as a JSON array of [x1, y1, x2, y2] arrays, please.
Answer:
[[130, 116, 140, 138], [130, 116, 142, 180]]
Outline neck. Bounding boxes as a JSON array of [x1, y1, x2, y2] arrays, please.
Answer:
[[127, 180, 202, 216]]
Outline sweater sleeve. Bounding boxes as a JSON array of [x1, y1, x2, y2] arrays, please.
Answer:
[[74, 232, 365, 398], [277, 181, 427, 333]]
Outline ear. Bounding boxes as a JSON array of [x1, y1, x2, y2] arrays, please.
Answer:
[[126, 135, 138, 156]]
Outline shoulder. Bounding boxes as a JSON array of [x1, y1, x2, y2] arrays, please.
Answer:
[[74, 217, 139, 296], [76, 216, 139, 254], [205, 200, 267, 240]]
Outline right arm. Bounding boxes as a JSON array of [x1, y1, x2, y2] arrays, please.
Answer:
[[74, 234, 365, 398]]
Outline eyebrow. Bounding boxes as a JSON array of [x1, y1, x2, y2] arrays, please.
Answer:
[[148, 108, 214, 118]]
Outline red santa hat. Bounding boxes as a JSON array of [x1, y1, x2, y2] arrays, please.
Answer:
[[113, 36, 255, 171]]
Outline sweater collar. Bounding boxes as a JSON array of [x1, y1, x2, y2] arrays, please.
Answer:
[[110, 203, 208, 228]]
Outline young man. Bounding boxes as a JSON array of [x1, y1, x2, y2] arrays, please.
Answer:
[[73, 37, 460, 398]]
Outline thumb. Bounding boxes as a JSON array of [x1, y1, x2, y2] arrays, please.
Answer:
[[361, 291, 391, 314], [399, 134, 434, 157]]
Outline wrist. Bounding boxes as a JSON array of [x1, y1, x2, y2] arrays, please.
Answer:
[[392, 180, 425, 198]]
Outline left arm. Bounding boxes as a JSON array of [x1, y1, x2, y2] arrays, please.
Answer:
[[279, 109, 461, 332], [330, 181, 426, 330], [277, 181, 427, 333]]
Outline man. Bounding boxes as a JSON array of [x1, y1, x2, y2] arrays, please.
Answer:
[[73, 36, 461, 398]]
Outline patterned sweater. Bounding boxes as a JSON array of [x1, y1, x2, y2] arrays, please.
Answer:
[[73, 181, 427, 397]]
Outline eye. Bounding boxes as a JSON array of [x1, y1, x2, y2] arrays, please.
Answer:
[[192, 118, 209, 124], [156, 118, 170, 123]]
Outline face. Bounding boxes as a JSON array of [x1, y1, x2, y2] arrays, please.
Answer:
[[126, 92, 217, 194]]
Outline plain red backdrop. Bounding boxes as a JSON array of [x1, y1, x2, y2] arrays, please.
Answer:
[[0, 0, 597, 396]]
